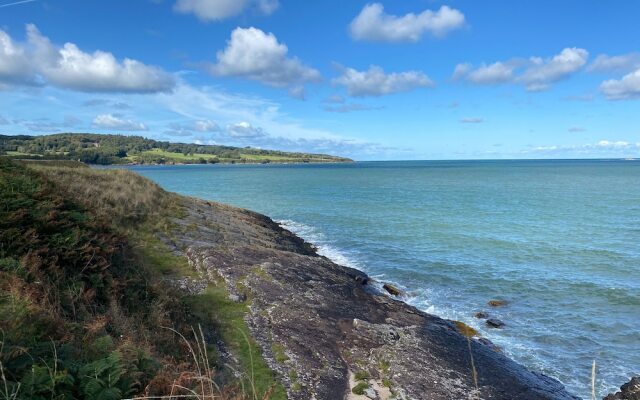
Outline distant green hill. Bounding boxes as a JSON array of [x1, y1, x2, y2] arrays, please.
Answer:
[[0, 133, 353, 165]]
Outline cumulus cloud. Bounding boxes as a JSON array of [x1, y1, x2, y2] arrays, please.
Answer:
[[333, 65, 433, 97], [460, 117, 484, 124], [454, 48, 588, 91], [0, 24, 175, 93], [174, 0, 278, 21], [92, 114, 147, 131], [350, 3, 465, 42], [600, 68, 640, 100], [227, 121, 265, 138], [209, 27, 320, 92], [589, 53, 640, 73], [0, 29, 36, 85], [521, 48, 589, 91]]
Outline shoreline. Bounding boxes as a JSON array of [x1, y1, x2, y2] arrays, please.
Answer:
[[160, 194, 580, 399]]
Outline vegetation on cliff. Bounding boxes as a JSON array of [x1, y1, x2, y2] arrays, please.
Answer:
[[0, 158, 283, 399], [0, 133, 352, 165]]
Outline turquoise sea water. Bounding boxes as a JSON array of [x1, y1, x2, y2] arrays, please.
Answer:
[[127, 160, 640, 398]]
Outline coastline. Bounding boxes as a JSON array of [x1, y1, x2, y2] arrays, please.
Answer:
[[161, 194, 580, 399]]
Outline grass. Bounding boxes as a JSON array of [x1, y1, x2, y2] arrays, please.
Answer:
[[354, 371, 370, 381], [184, 287, 287, 400], [0, 159, 286, 399], [131, 149, 342, 164], [271, 344, 288, 364], [135, 149, 220, 162], [351, 382, 369, 395]]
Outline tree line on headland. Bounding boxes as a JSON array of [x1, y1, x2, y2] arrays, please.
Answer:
[[0, 133, 352, 165]]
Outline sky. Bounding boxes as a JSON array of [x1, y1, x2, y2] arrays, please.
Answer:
[[1, 0, 639, 160]]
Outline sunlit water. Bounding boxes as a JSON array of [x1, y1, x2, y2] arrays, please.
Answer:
[[125, 160, 640, 398]]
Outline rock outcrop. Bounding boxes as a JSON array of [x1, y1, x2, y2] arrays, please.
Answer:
[[604, 377, 640, 400], [162, 197, 579, 400]]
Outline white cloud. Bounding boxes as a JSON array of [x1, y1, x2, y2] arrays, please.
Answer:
[[92, 114, 147, 131], [460, 117, 484, 124], [0, 29, 36, 85], [453, 62, 516, 85], [600, 68, 640, 100], [350, 3, 465, 42], [333, 65, 433, 97], [454, 48, 588, 92], [521, 48, 589, 91], [209, 27, 320, 90], [0, 25, 174, 93], [589, 53, 640, 73], [193, 119, 220, 132], [528, 140, 640, 156], [174, 0, 278, 21], [227, 121, 265, 138]]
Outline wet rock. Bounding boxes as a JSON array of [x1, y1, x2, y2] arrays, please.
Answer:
[[488, 299, 508, 307], [604, 376, 640, 400], [477, 337, 501, 352], [383, 283, 402, 296], [486, 318, 506, 328], [475, 311, 489, 319]]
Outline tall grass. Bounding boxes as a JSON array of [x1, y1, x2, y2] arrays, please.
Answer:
[[26, 165, 180, 227]]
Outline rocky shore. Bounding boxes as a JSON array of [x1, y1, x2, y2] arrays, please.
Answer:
[[154, 196, 586, 400]]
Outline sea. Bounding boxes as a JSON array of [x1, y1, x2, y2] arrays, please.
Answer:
[[126, 159, 640, 399]]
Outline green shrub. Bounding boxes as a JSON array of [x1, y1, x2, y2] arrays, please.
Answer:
[[352, 381, 369, 395]]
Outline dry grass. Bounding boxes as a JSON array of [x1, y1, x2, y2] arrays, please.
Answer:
[[27, 165, 181, 227]]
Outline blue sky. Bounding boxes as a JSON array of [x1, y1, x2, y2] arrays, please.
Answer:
[[1, 0, 639, 160]]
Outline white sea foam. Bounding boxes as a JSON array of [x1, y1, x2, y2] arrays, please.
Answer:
[[277, 219, 362, 270]]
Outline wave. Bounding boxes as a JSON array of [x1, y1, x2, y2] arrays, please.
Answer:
[[277, 219, 362, 270]]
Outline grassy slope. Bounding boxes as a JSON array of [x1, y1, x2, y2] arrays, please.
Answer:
[[0, 159, 285, 399]]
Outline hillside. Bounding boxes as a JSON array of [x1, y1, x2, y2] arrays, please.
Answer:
[[0, 158, 285, 400], [0, 133, 353, 165]]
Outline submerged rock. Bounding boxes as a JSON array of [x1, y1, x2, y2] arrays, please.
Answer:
[[488, 299, 508, 307], [474, 311, 489, 319], [486, 318, 506, 328], [604, 376, 640, 400]]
